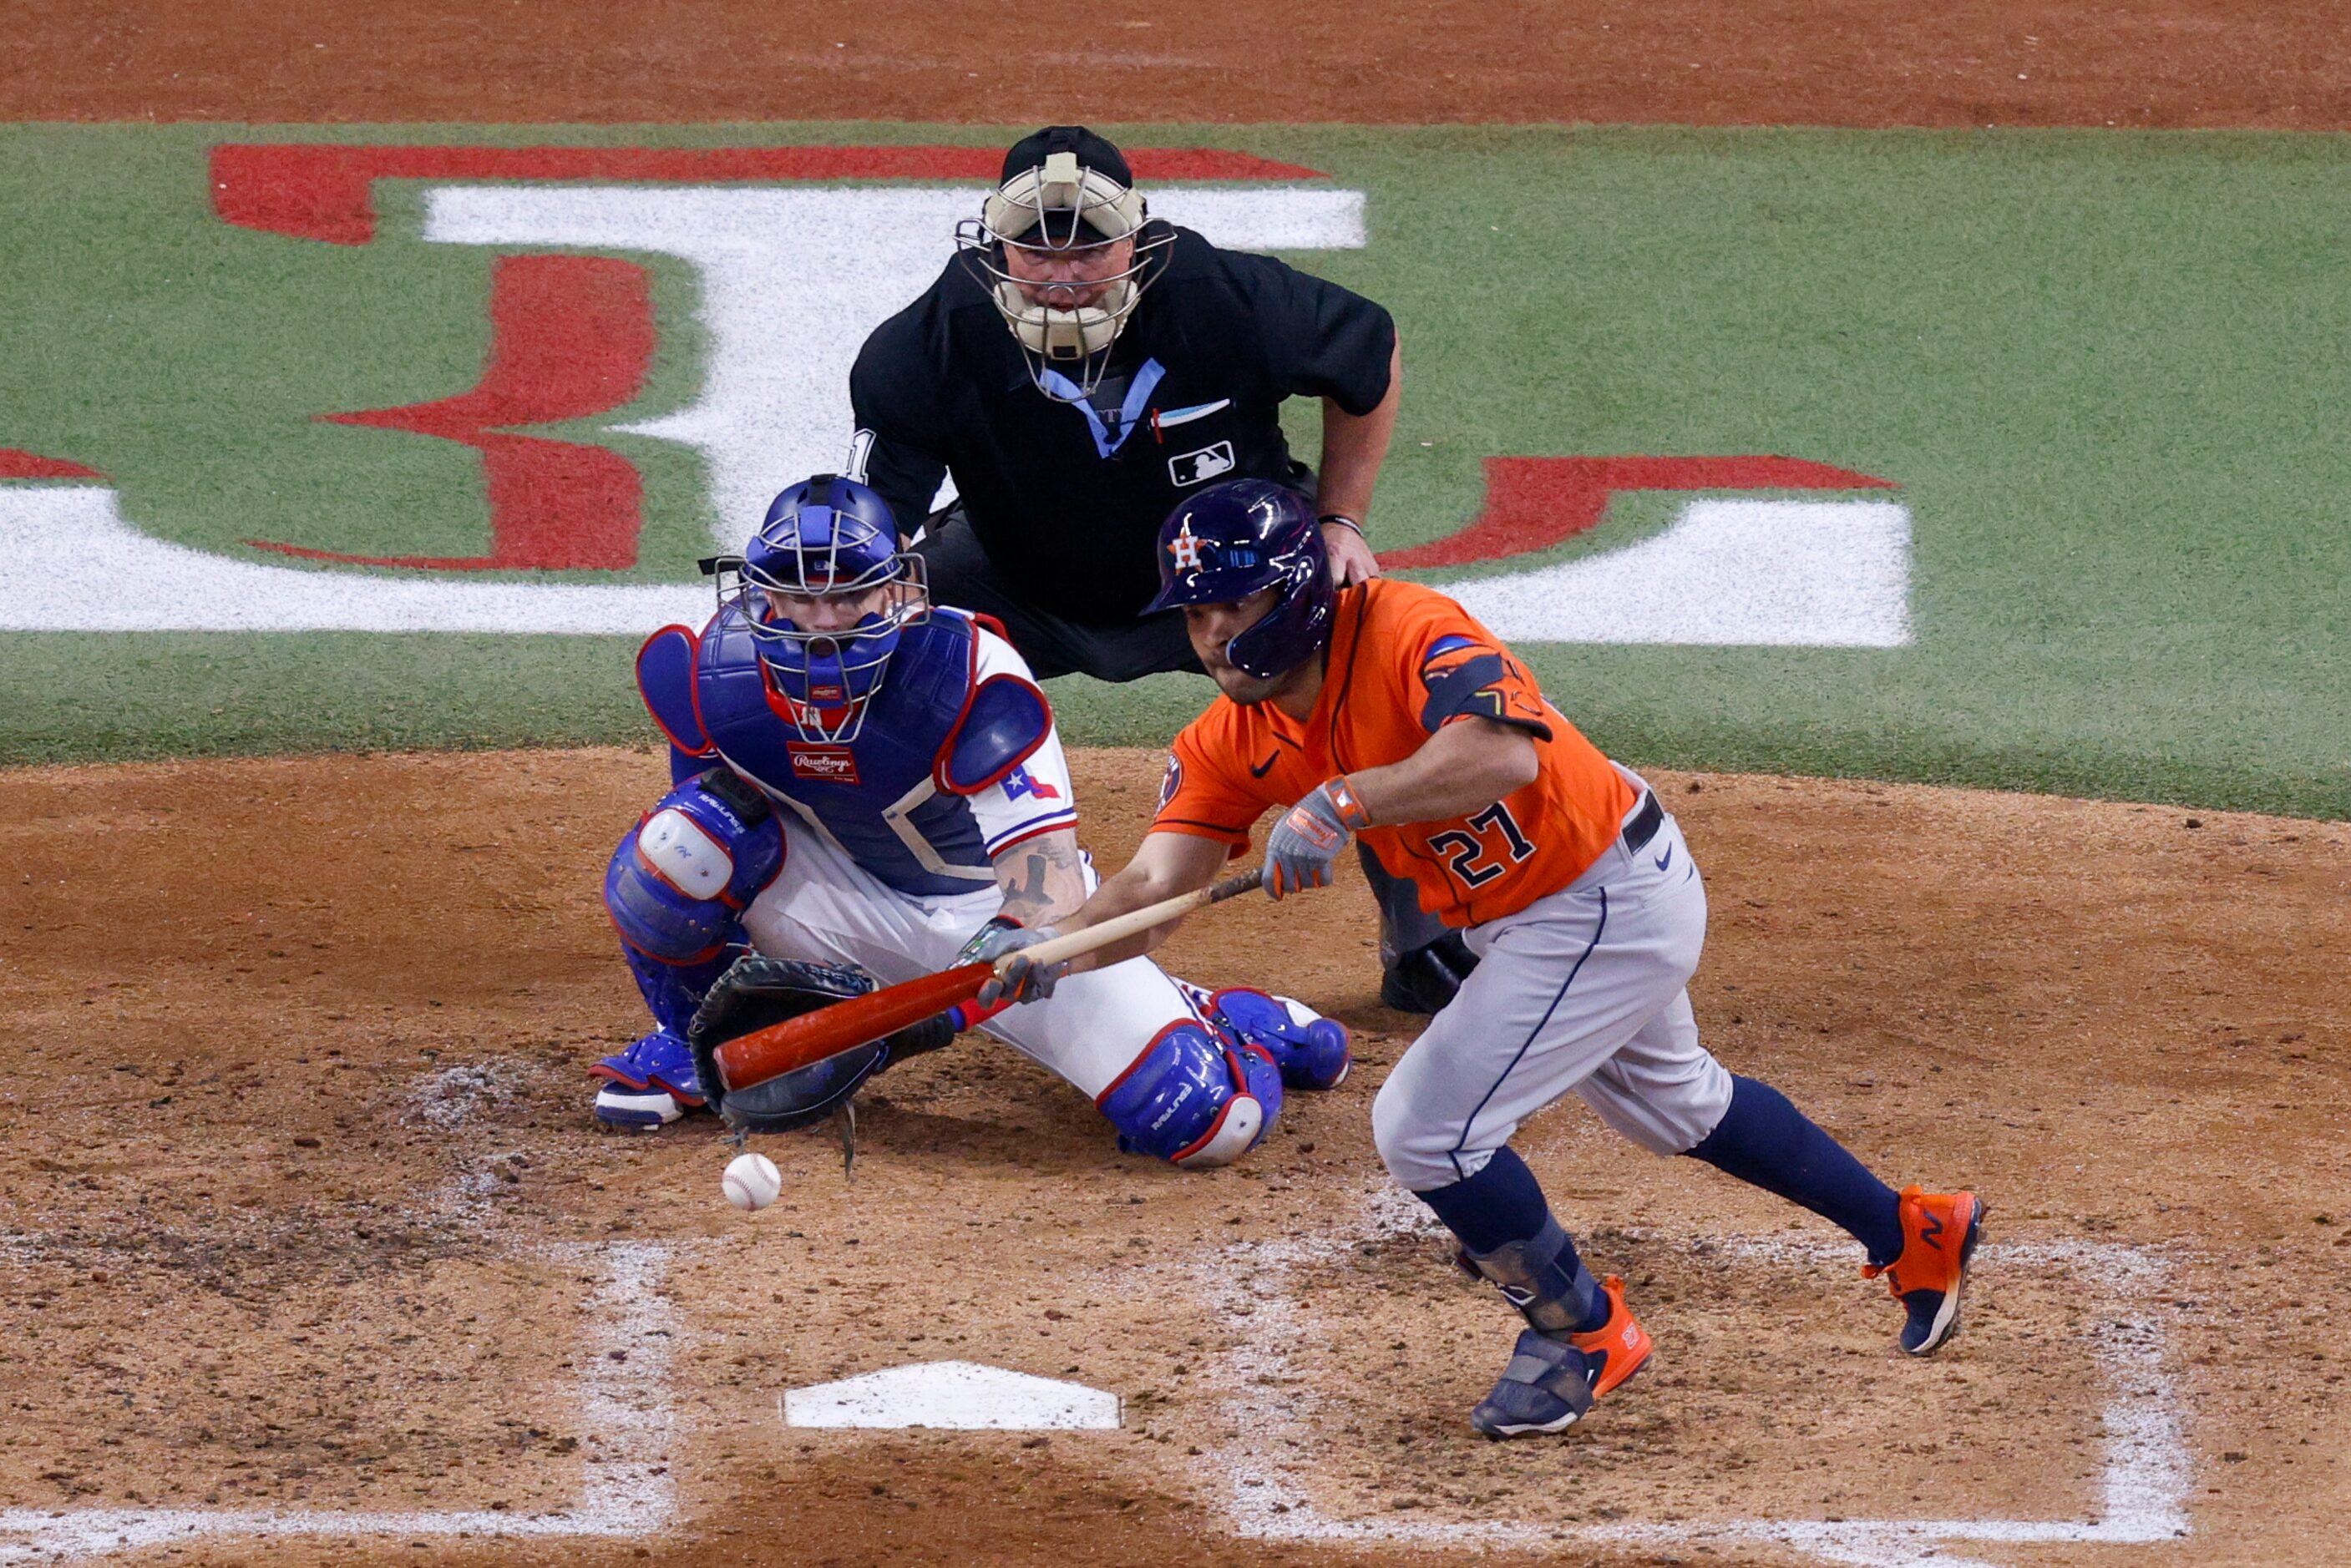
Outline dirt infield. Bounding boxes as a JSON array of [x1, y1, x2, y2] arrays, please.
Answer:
[[9, 4, 2351, 1562], [3, 747, 2345, 1565], [16, 0, 2351, 129]]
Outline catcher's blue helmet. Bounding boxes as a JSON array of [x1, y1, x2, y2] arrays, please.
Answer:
[[1144, 479, 1333, 680], [737, 474, 925, 742]]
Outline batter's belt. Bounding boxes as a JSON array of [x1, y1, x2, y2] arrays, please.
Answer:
[[1619, 791, 1663, 856]]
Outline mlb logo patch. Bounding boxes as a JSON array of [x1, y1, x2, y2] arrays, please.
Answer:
[[1168, 441, 1236, 488], [787, 745, 860, 784]]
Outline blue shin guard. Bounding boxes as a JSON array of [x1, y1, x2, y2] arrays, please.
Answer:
[[1098, 1024, 1284, 1168]]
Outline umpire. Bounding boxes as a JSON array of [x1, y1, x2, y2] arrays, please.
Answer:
[[849, 124, 1469, 1012]]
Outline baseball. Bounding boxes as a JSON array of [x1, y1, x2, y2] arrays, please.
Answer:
[[722, 1151, 782, 1211]]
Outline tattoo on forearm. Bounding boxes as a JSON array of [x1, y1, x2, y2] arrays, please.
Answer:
[[1000, 833, 1083, 918]]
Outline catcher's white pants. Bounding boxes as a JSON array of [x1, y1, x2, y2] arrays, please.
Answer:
[[1371, 778, 1735, 1191], [738, 813, 1192, 1099]]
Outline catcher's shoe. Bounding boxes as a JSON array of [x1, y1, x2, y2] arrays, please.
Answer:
[[1187, 985, 1353, 1090], [1864, 1186, 1984, 1355], [1470, 1275, 1653, 1439], [589, 1029, 706, 1129]]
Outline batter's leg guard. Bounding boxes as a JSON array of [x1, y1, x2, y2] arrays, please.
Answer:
[[1097, 1022, 1284, 1169], [1191, 985, 1352, 1090], [1459, 1217, 1653, 1439]]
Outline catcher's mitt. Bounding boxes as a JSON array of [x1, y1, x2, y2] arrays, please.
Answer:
[[687, 954, 954, 1134]]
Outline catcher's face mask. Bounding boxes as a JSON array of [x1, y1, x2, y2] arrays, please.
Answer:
[[958, 150, 1171, 396], [737, 476, 929, 746]]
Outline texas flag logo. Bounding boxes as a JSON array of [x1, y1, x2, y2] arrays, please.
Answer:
[[1001, 765, 1062, 803]]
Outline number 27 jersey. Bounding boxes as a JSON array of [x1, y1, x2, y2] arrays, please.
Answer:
[[1152, 579, 1638, 928]]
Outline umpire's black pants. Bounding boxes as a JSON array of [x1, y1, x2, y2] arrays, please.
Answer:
[[914, 508, 1200, 682]]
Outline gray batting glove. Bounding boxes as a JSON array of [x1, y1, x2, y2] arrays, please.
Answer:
[[970, 920, 1067, 1006], [1263, 776, 1372, 901]]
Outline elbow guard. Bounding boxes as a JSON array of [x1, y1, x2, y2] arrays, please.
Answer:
[[1097, 1022, 1284, 1169]]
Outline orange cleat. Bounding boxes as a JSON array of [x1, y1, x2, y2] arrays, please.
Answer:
[[1469, 1274, 1654, 1438], [1864, 1186, 1985, 1355]]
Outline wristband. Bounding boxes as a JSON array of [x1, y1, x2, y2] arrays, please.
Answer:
[[1316, 513, 1366, 539], [1321, 775, 1374, 831]]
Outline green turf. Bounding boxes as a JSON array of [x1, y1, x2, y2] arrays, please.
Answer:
[[1, 123, 2345, 817]]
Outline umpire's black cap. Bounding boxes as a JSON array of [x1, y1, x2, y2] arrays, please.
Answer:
[[996, 127, 1137, 245], [1001, 125, 1134, 189]]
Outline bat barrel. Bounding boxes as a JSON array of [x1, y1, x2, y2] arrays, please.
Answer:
[[714, 963, 992, 1090], [712, 868, 1264, 1095]]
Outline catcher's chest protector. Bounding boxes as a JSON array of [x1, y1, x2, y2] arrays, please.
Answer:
[[697, 606, 999, 898]]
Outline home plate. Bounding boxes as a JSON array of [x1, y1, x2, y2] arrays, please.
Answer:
[[783, 1360, 1122, 1430]]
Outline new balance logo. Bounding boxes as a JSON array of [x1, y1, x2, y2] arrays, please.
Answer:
[[1920, 1211, 1946, 1247]]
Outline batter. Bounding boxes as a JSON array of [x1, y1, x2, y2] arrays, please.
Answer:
[[978, 478, 1986, 1438]]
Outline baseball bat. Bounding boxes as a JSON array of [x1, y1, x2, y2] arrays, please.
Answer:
[[713, 867, 1264, 1093]]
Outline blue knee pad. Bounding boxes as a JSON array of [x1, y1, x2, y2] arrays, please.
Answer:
[[1194, 985, 1352, 1090], [604, 769, 784, 965], [1097, 1022, 1284, 1169]]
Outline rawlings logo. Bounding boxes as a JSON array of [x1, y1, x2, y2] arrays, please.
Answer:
[[787, 745, 860, 784]]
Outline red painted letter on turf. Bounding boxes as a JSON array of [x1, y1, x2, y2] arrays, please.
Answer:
[[1383, 456, 1898, 569], [249, 255, 656, 572]]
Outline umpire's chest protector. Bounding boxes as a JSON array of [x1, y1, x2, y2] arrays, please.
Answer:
[[694, 608, 1000, 898]]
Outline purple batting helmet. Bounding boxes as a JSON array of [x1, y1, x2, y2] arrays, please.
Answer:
[[1144, 478, 1333, 680]]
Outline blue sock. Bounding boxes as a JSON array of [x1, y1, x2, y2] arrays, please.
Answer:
[[1413, 1147, 1608, 1332], [1685, 1075, 1905, 1266]]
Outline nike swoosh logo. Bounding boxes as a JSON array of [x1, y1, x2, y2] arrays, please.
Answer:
[[1653, 846, 1673, 872], [1249, 753, 1280, 778]]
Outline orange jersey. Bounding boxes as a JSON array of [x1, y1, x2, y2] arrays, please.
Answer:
[[1153, 579, 1637, 927]]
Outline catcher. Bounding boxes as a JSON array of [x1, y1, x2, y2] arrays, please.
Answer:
[[979, 478, 1984, 1437], [587, 473, 1349, 1166]]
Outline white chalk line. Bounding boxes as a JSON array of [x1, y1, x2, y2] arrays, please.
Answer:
[[1205, 1186, 2191, 1568], [0, 1242, 680, 1565]]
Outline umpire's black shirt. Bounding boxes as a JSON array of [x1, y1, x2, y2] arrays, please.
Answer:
[[850, 223, 1396, 625]]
